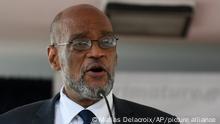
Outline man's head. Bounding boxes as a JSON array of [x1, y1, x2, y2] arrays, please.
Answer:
[[48, 4, 117, 103]]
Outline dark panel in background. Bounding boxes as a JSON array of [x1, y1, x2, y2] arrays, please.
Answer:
[[0, 77, 52, 114], [106, 2, 193, 37]]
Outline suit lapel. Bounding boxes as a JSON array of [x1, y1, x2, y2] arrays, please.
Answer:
[[32, 94, 60, 124]]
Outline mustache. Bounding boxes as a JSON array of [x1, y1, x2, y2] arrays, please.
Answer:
[[86, 63, 107, 72]]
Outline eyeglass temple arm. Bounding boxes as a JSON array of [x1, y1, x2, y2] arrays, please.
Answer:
[[51, 42, 70, 46]]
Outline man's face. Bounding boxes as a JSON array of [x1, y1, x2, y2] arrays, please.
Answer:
[[57, 9, 117, 100]]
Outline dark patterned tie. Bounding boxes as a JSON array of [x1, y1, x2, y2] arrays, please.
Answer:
[[78, 110, 98, 124]]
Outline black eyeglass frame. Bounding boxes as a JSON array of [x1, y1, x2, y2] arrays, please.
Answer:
[[51, 34, 119, 51]]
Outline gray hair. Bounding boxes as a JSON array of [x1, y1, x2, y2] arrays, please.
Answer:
[[49, 12, 70, 45]]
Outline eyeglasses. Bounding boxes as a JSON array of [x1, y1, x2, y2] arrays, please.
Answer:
[[52, 34, 119, 51]]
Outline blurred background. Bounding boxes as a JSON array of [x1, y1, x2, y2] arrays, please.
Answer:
[[0, 0, 219, 123]]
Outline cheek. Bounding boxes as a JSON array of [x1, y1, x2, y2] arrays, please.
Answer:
[[61, 50, 85, 78], [108, 52, 117, 70], [69, 55, 84, 76]]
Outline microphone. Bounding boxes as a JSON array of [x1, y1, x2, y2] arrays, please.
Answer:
[[98, 90, 115, 124]]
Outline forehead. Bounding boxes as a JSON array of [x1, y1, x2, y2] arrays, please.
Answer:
[[60, 6, 113, 37]]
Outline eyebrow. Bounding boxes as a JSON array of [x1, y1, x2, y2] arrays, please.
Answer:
[[101, 31, 114, 36], [68, 31, 114, 41], [68, 32, 87, 42]]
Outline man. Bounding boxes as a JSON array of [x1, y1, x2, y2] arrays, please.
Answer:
[[0, 4, 179, 124]]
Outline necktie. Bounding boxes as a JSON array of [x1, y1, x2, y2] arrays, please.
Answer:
[[78, 109, 98, 124]]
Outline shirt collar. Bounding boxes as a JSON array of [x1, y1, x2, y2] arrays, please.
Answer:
[[59, 87, 113, 124]]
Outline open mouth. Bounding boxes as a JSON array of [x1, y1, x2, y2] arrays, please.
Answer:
[[89, 66, 105, 72], [86, 64, 106, 77]]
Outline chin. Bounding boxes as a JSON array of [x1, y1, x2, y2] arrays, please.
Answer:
[[86, 80, 107, 89]]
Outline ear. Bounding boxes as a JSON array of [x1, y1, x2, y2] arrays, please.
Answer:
[[47, 46, 61, 71]]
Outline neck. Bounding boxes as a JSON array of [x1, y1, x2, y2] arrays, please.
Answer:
[[63, 86, 98, 108]]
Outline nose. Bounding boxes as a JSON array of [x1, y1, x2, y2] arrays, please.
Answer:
[[86, 42, 105, 59]]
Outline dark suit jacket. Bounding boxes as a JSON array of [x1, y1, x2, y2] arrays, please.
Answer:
[[0, 94, 179, 124]]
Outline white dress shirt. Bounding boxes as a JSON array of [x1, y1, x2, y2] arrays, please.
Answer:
[[55, 87, 114, 124]]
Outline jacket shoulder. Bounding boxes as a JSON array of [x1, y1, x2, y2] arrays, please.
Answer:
[[120, 98, 172, 116], [0, 99, 50, 123], [114, 97, 179, 124]]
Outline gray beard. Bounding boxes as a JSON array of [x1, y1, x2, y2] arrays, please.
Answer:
[[63, 70, 114, 100]]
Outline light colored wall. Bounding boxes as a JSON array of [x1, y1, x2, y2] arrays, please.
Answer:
[[0, 39, 52, 78], [115, 72, 220, 123]]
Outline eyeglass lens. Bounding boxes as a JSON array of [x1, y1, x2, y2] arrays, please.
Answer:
[[70, 35, 118, 50]]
